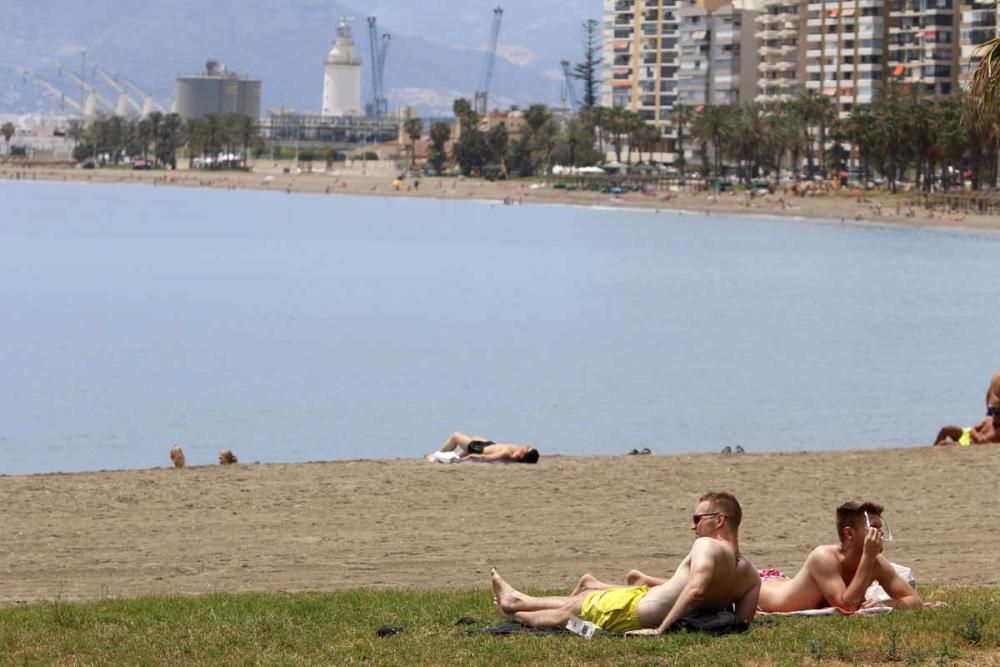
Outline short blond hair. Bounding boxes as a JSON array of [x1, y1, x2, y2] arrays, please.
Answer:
[[700, 491, 742, 528]]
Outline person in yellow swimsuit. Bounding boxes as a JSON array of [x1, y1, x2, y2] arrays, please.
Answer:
[[490, 492, 761, 635], [933, 371, 1000, 447]]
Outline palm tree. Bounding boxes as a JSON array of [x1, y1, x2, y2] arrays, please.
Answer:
[[967, 36, 1000, 117], [691, 105, 734, 176], [669, 103, 694, 182], [404, 117, 423, 168], [1, 122, 14, 155]]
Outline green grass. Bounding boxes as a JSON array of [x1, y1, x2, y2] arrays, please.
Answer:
[[1, 587, 999, 666]]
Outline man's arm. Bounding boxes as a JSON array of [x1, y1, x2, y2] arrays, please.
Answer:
[[810, 531, 882, 611], [870, 557, 924, 609], [733, 575, 761, 623], [626, 539, 717, 636]]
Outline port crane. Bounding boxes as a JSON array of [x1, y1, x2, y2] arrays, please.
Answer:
[[473, 6, 503, 116], [560, 60, 580, 112], [59, 66, 117, 114], [366, 17, 391, 117], [92, 65, 144, 117], [116, 74, 166, 116], [21, 69, 93, 117]]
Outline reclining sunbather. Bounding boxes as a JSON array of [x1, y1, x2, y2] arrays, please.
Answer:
[[432, 431, 540, 463], [757, 501, 929, 613], [490, 492, 760, 635], [934, 370, 1000, 446]]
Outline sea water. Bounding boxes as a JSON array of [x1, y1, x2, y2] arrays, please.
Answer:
[[1, 180, 998, 474]]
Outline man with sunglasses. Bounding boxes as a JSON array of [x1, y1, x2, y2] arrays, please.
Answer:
[[757, 501, 928, 612], [489, 491, 761, 635]]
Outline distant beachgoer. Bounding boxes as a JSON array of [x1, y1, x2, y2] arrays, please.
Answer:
[[757, 501, 930, 612], [933, 370, 1000, 446], [490, 492, 760, 634], [218, 449, 238, 465], [170, 446, 186, 468], [429, 431, 539, 463]]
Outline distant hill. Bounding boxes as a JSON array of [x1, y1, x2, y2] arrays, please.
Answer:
[[0, 0, 599, 116]]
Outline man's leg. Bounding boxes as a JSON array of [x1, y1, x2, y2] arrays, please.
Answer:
[[570, 573, 619, 596], [934, 425, 963, 446], [492, 568, 588, 614], [439, 432, 476, 454], [510, 601, 580, 630]]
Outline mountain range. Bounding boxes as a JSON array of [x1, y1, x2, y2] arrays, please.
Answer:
[[0, 0, 600, 116]]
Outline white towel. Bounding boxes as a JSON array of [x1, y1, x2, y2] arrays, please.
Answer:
[[426, 450, 463, 463]]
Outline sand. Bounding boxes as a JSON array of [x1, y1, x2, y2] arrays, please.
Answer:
[[1, 162, 998, 233], [2, 446, 998, 606]]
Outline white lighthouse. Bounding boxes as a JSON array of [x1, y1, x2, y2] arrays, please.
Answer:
[[322, 17, 362, 116]]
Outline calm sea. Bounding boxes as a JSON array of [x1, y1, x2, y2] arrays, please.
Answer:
[[1, 180, 998, 474]]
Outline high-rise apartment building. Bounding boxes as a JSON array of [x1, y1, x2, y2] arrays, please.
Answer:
[[960, 0, 997, 87], [756, 0, 804, 102], [803, 0, 886, 111], [603, 0, 681, 127], [676, 0, 760, 106], [604, 0, 759, 127]]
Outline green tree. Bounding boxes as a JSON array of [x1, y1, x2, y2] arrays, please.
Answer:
[[669, 103, 694, 181], [404, 117, 423, 168], [1, 122, 15, 155], [452, 98, 479, 129], [691, 105, 734, 176], [453, 127, 488, 175], [573, 19, 602, 109], [428, 121, 451, 175], [485, 122, 509, 178], [158, 113, 183, 169]]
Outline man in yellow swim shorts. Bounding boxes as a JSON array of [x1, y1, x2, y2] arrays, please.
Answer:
[[934, 370, 1000, 446], [490, 492, 761, 635]]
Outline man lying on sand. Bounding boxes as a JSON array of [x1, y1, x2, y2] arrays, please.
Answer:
[[428, 431, 540, 463], [490, 492, 760, 635], [757, 501, 929, 612], [934, 370, 1000, 446]]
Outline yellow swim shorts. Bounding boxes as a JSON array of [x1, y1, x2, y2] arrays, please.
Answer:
[[580, 585, 649, 633], [959, 428, 972, 446]]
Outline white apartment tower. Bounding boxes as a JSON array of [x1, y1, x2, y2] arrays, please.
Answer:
[[756, 0, 804, 102], [322, 18, 362, 116]]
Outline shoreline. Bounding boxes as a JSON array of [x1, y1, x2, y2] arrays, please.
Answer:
[[3, 163, 1000, 235], [2, 445, 998, 605]]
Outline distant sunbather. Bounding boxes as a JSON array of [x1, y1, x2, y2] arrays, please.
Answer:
[[490, 492, 760, 635], [934, 370, 1000, 446], [432, 431, 540, 463], [757, 501, 929, 613]]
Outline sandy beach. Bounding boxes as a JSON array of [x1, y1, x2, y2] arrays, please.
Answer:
[[2, 162, 998, 233], [2, 446, 997, 606]]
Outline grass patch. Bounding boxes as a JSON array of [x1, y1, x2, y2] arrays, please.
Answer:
[[1, 587, 998, 665]]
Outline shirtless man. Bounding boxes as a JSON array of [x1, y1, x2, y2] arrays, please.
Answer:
[[490, 492, 760, 635], [757, 501, 927, 612], [934, 370, 1000, 446], [434, 431, 540, 463]]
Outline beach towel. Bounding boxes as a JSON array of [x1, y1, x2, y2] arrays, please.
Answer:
[[757, 562, 914, 616], [424, 451, 523, 464]]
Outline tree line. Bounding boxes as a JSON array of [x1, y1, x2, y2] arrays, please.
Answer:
[[70, 112, 258, 169]]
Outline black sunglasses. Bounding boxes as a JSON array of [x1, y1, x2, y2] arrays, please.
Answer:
[[692, 512, 723, 525]]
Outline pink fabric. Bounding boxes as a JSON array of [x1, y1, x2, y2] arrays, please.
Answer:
[[758, 568, 787, 580]]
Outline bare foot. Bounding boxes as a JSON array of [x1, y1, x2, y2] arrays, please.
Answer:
[[491, 568, 520, 618]]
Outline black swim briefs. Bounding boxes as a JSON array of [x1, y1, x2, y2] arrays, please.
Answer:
[[467, 440, 495, 454]]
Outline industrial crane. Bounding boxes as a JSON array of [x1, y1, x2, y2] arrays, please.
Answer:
[[116, 74, 166, 117], [92, 65, 144, 117], [473, 6, 504, 116], [366, 17, 391, 117], [59, 66, 117, 114], [21, 70, 92, 117], [560, 60, 580, 112]]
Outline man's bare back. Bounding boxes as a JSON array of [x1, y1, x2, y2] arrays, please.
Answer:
[[633, 537, 760, 631]]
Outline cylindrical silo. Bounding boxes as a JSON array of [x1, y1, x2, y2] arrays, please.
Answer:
[[321, 18, 362, 116]]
